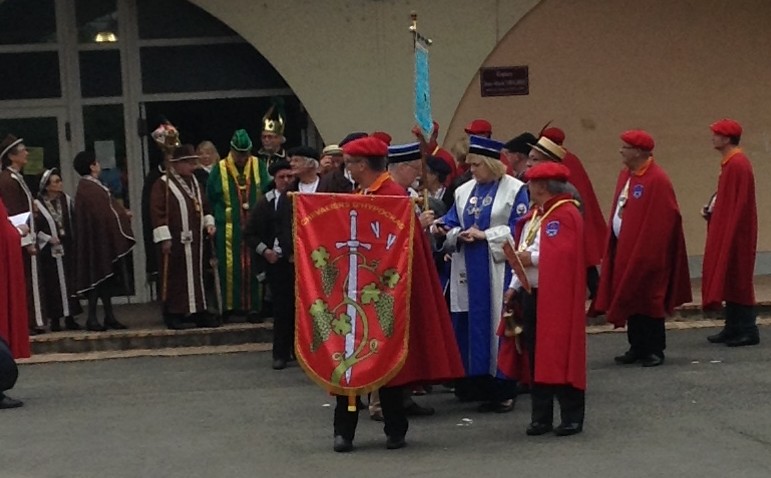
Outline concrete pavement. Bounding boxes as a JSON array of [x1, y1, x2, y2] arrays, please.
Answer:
[[2, 326, 771, 478]]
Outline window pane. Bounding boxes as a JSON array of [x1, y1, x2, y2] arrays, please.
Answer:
[[75, 0, 119, 44], [137, 0, 236, 39], [0, 0, 57, 45], [0, 53, 61, 100], [141, 44, 287, 94], [79, 50, 123, 98], [0, 116, 60, 194]]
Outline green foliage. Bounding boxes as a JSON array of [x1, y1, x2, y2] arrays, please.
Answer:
[[361, 283, 381, 305], [311, 247, 330, 269], [382, 268, 400, 289], [332, 313, 352, 336]]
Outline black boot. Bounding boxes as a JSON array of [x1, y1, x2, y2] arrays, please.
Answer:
[[64, 316, 81, 331], [50, 317, 61, 332], [100, 289, 127, 330], [707, 328, 735, 344], [86, 290, 106, 332]]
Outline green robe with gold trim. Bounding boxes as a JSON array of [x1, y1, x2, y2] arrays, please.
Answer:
[[207, 153, 270, 314]]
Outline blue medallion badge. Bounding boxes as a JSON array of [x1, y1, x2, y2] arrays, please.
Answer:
[[632, 184, 644, 199], [545, 220, 560, 237]]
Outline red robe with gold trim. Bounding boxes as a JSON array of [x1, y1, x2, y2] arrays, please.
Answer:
[[701, 150, 757, 309], [595, 161, 692, 327], [499, 195, 586, 389], [0, 198, 30, 358]]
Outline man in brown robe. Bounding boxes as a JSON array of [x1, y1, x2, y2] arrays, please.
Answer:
[[150, 145, 218, 329], [0, 135, 45, 334], [73, 151, 135, 331]]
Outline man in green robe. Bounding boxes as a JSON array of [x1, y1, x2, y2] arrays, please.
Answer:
[[207, 129, 270, 322]]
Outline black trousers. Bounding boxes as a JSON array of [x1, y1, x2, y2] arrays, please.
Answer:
[[521, 288, 585, 427], [627, 314, 666, 358], [266, 259, 295, 361], [725, 302, 758, 335], [586, 266, 600, 300], [0, 337, 19, 393], [334, 387, 408, 441]]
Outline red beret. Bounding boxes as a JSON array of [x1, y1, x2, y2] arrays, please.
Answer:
[[371, 131, 392, 145], [710, 118, 742, 138], [342, 136, 388, 158], [620, 130, 655, 151], [524, 162, 570, 183], [464, 119, 492, 136], [541, 127, 566, 146]]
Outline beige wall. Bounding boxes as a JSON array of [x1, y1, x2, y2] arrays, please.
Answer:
[[189, 0, 539, 144], [190, 0, 769, 267], [449, 0, 771, 264]]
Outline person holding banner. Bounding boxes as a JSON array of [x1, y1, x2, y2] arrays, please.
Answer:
[[296, 135, 463, 453], [435, 136, 529, 412], [504, 162, 587, 437]]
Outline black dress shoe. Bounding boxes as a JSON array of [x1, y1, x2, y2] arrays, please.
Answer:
[[614, 350, 639, 365], [526, 422, 553, 436], [194, 313, 221, 328], [165, 316, 196, 330], [477, 401, 498, 413], [272, 358, 287, 370], [554, 423, 583, 436], [246, 312, 263, 324], [640, 354, 664, 367], [386, 435, 407, 450], [64, 316, 82, 331], [333, 435, 353, 453], [0, 395, 24, 409], [725, 334, 760, 347], [50, 318, 62, 332], [707, 328, 734, 344], [104, 317, 127, 330], [85, 319, 107, 332], [405, 402, 435, 416]]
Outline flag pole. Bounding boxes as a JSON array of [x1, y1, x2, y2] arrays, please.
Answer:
[[410, 12, 431, 211]]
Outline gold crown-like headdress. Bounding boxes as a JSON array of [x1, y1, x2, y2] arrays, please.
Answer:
[[261, 106, 285, 136], [151, 121, 181, 154]]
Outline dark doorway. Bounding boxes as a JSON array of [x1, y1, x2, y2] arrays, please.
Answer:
[[142, 96, 307, 170]]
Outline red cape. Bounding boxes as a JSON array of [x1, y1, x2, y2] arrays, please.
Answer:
[[702, 150, 757, 309], [563, 151, 607, 266], [0, 198, 31, 359], [367, 175, 465, 386], [499, 195, 587, 389], [594, 161, 692, 327]]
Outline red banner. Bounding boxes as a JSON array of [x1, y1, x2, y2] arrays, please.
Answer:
[[293, 193, 415, 395]]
